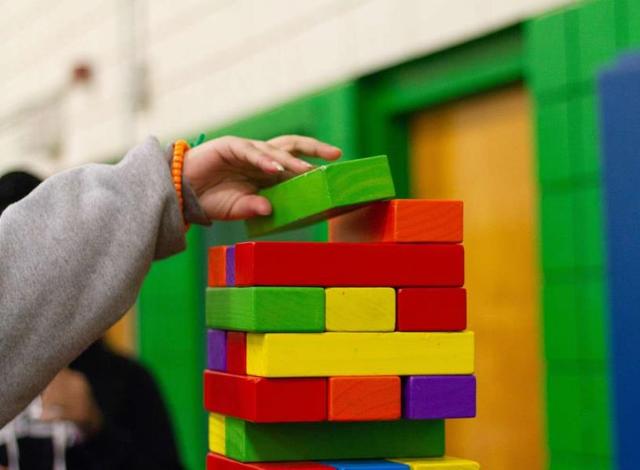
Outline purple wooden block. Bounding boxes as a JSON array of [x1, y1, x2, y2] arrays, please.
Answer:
[[207, 329, 227, 371], [226, 246, 235, 286], [404, 375, 476, 419]]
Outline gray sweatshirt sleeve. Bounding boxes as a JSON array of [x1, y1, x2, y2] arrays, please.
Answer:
[[0, 136, 189, 426]]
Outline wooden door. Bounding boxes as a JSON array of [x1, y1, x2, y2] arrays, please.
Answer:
[[410, 84, 545, 469]]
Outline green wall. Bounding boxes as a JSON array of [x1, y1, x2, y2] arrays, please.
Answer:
[[137, 2, 640, 468]]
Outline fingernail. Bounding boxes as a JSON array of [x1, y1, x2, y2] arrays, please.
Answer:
[[272, 161, 285, 172], [301, 161, 314, 169]]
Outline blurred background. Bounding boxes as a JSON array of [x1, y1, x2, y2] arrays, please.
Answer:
[[2, 0, 638, 469]]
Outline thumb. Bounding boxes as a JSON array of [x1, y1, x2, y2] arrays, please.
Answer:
[[226, 195, 272, 220]]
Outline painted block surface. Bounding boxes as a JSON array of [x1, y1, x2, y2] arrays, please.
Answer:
[[329, 200, 462, 243], [209, 413, 227, 454], [234, 242, 464, 287], [208, 329, 227, 371], [328, 376, 400, 421], [323, 461, 408, 470], [206, 287, 324, 332], [246, 155, 395, 237], [209, 246, 228, 287], [227, 332, 247, 374], [397, 288, 466, 331], [246, 332, 474, 377], [204, 370, 326, 422], [213, 415, 444, 461], [207, 453, 333, 470], [325, 288, 395, 332], [403, 376, 476, 419], [226, 246, 236, 286], [392, 457, 479, 470]]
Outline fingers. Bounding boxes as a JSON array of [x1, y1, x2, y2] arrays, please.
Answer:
[[268, 135, 342, 161], [252, 140, 314, 174], [225, 138, 286, 175]]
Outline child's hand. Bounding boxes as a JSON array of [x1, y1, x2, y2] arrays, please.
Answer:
[[183, 135, 341, 220]]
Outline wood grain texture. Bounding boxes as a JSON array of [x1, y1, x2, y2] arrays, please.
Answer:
[[246, 332, 474, 377], [234, 242, 464, 287], [204, 370, 327, 422], [226, 332, 247, 374], [207, 453, 333, 470], [209, 246, 228, 287], [329, 200, 463, 243], [217, 416, 444, 462], [328, 376, 400, 421], [403, 376, 476, 419], [206, 287, 325, 332], [325, 288, 395, 332], [397, 288, 466, 332], [410, 85, 544, 468], [391, 457, 479, 470], [246, 156, 395, 237]]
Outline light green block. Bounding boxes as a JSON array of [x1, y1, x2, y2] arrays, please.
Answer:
[[246, 155, 395, 237], [206, 287, 324, 332], [220, 416, 444, 462]]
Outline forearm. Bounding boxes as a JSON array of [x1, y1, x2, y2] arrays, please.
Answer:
[[0, 137, 184, 426]]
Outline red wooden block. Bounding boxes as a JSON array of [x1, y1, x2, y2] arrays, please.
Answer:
[[328, 376, 401, 421], [234, 242, 464, 287], [329, 199, 463, 243], [209, 246, 228, 287], [207, 453, 333, 470], [226, 331, 247, 374], [204, 370, 327, 422], [397, 288, 467, 331]]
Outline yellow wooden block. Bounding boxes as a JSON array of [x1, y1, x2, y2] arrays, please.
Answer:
[[246, 332, 474, 377], [209, 413, 226, 454], [392, 457, 480, 469], [325, 287, 395, 331]]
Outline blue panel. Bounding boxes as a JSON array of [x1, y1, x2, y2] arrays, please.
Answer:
[[322, 461, 408, 470], [599, 51, 640, 469]]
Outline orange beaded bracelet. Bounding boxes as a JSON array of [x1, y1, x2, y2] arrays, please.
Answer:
[[171, 139, 190, 230]]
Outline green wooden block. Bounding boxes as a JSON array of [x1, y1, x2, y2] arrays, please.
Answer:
[[577, 275, 609, 363], [542, 280, 580, 361], [546, 368, 584, 453], [535, 99, 572, 184], [206, 287, 324, 332], [573, 0, 618, 83], [626, 0, 640, 48], [246, 156, 395, 237], [570, 90, 602, 179], [525, 11, 569, 94], [574, 184, 605, 271], [581, 369, 613, 458], [549, 452, 611, 470], [540, 189, 577, 273], [222, 416, 444, 462]]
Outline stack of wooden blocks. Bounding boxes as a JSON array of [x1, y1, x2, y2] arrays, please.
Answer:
[[204, 156, 479, 470]]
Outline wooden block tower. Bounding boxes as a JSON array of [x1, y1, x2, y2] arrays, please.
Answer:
[[204, 156, 479, 470]]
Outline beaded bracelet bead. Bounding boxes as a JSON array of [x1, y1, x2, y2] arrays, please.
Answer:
[[171, 139, 190, 230]]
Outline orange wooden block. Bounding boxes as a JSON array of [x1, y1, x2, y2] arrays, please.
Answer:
[[329, 200, 463, 243], [328, 376, 401, 421], [209, 246, 228, 287]]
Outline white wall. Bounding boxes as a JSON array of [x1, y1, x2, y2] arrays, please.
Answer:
[[0, 0, 573, 176]]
